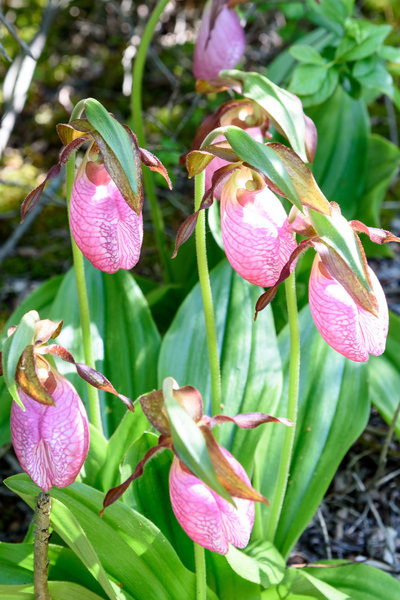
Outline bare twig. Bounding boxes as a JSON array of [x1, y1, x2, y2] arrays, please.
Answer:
[[34, 492, 51, 600], [317, 506, 332, 560], [0, 172, 63, 267], [369, 397, 400, 489], [0, 9, 34, 58], [0, 0, 58, 158]]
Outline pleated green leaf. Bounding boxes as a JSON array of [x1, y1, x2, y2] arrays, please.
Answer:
[[5, 474, 211, 600], [370, 311, 400, 440], [48, 261, 160, 437], [158, 260, 282, 473], [307, 86, 369, 219], [225, 541, 285, 588], [0, 582, 106, 600], [0, 541, 106, 597], [254, 306, 369, 558], [303, 561, 400, 600]]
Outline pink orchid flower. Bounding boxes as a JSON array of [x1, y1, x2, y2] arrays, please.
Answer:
[[102, 378, 292, 555], [205, 128, 263, 200], [70, 161, 143, 274], [4, 312, 133, 492], [309, 254, 389, 362], [193, 0, 245, 80], [221, 167, 297, 287], [169, 447, 255, 555], [11, 370, 89, 491]]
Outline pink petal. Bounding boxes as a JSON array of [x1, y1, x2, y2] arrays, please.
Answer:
[[221, 170, 297, 287], [11, 373, 89, 491], [193, 2, 245, 80], [205, 129, 263, 200], [70, 161, 143, 274], [169, 447, 254, 555], [309, 254, 389, 362]]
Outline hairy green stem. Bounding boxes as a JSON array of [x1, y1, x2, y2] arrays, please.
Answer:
[[131, 0, 172, 283], [194, 543, 207, 600], [194, 171, 222, 418], [266, 271, 300, 543], [34, 492, 51, 600], [65, 144, 103, 433]]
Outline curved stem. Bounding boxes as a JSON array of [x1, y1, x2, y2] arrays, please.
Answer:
[[194, 171, 222, 418], [194, 543, 207, 600], [266, 271, 300, 542], [131, 0, 172, 283], [66, 153, 103, 434]]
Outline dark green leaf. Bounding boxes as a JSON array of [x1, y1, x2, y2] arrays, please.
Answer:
[[370, 311, 400, 440], [307, 85, 369, 218], [6, 474, 213, 600], [356, 134, 400, 256], [254, 306, 369, 558], [121, 432, 195, 570], [303, 561, 400, 600], [226, 542, 285, 587], [207, 551, 262, 600], [0, 582, 107, 600], [353, 56, 394, 99], [49, 262, 160, 437], [159, 260, 282, 474]]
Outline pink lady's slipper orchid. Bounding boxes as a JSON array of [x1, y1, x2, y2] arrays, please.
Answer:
[[253, 204, 400, 361], [11, 369, 89, 491], [169, 447, 254, 554], [20, 98, 171, 275], [205, 128, 263, 199], [70, 160, 143, 273], [309, 254, 389, 362], [2, 311, 133, 491], [221, 167, 297, 287], [102, 378, 292, 554], [193, 0, 245, 80]]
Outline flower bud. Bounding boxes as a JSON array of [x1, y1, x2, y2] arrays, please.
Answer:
[[193, 1, 245, 80]]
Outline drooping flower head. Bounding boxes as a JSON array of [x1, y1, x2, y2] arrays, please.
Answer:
[[221, 167, 297, 287], [2, 311, 133, 491], [101, 377, 292, 555], [309, 254, 388, 362], [11, 368, 89, 491], [254, 204, 400, 361], [20, 98, 171, 274], [69, 160, 143, 273], [169, 448, 254, 554], [194, 0, 245, 80]]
